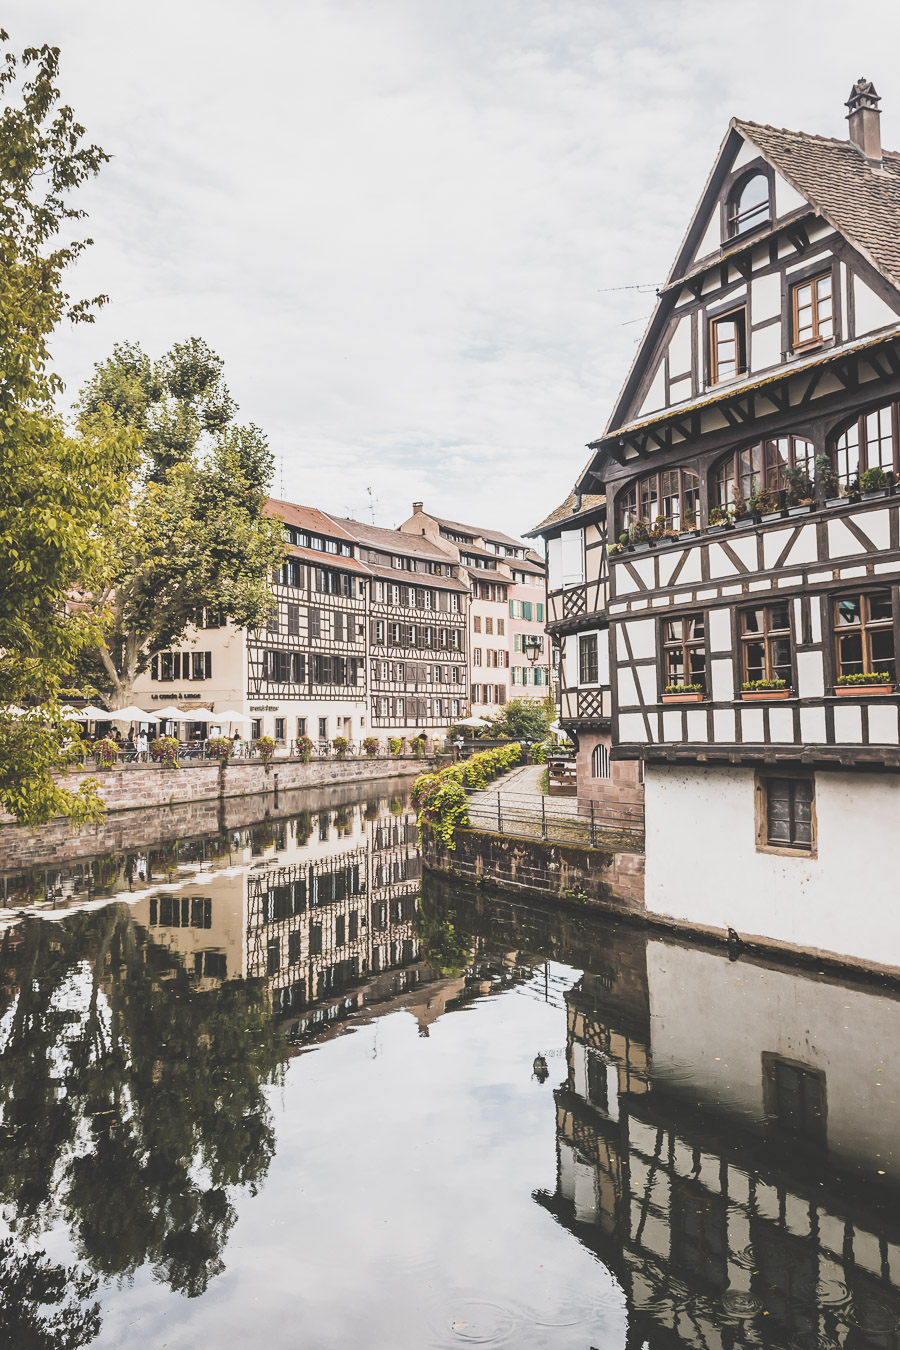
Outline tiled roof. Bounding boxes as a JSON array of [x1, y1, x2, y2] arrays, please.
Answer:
[[432, 514, 529, 550], [327, 515, 452, 560], [364, 561, 470, 592], [734, 118, 900, 289], [266, 499, 358, 543], [285, 545, 371, 576], [527, 491, 605, 536]]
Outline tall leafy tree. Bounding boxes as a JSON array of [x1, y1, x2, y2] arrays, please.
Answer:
[[75, 338, 285, 706], [0, 34, 133, 824]]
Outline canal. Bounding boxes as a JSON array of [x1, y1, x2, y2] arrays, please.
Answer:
[[0, 782, 898, 1348]]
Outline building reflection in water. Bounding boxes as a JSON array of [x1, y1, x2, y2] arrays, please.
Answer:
[[539, 933, 900, 1348]]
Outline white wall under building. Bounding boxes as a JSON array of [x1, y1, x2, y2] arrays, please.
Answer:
[[644, 762, 900, 970]]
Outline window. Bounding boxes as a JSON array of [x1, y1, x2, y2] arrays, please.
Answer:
[[618, 467, 701, 535], [727, 171, 770, 237], [266, 939, 280, 975], [792, 272, 833, 349], [309, 607, 321, 640], [374, 619, 385, 644], [334, 611, 344, 642], [335, 915, 345, 947], [663, 615, 706, 690], [473, 616, 481, 633], [579, 634, 599, 685], [762, 775, 814, 851], [287, 603, 299, 636], [741, 603, 792, 685], [715, 437, 815, 511], [762, 1054, 826, 1145], [390, 623, 402, 645], [275, 717, 285, 742], [497, 618, 505, 636], [833, 402, 899, 488], [310, 924, 323, 957], [591, 744, 610, 778], [709, 307, 746, 384], [318, 717, 327, 740], [833, 590, 895, 679], [288, 931, 302, 965], [509, 599, 521, 619], [251, 719, 261, 740], [297, 717, 306, 738], [485, 617, 493, 635]]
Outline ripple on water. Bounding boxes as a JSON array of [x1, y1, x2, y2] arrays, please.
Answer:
[[720, 1291, 762, 1319], [428, 1297, 522, 1347], [527, 1278, 623, 1327]]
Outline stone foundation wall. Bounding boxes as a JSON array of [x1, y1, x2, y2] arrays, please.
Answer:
[[574, 730, 644, 814], [0, 755, 427, 826], [422, 825, 645, 910]]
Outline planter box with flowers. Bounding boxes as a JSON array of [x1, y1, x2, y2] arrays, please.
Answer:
[[741, 679, 791, 701], [835, 672, 895, 696], [661, 683, 705, 704]]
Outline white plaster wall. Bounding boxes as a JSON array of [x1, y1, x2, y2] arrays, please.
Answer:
[[750, 271, 780, 320], [853, 274, 899, 334], [646, 940, 900, 1182], [644, 763, 900, 968], [668, 316, 691, 375], [638, 361, 666, 416], [750, 323, 781, 372], [773, 170, 807, 218]]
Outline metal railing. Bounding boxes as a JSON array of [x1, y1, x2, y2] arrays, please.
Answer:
[[464, 789, 644, 852], [62, 737, 440, 769]]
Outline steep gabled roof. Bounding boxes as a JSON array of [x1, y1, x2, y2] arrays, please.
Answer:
[[733, 119, 900, 290], [527, 491, 605, 537], [266, 499, 359, 543], [431, 514, 529, 550]]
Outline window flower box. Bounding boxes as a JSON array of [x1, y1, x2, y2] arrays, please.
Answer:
[[661, 691, 705, 704], [741, 680, 791, 701], [834, 683, 894, 696], [760, 508, 787, 522], [860, 489, 888, 502], [835, 673, 894, 696], [787, 503, 813, 517]]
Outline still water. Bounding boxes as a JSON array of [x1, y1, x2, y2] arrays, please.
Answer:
[[0, 783, 899, 1348]]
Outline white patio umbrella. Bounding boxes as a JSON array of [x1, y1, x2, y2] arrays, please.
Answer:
[[214, 709, 253, 723], [153, 705, 195, 721], [108, 705, 160, 722], [79, 705, 114, 720], [456, 716, 491, 728]]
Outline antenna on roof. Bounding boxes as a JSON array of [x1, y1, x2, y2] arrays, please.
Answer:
[[598, 283, 660, 294], [366, 486, 377, 524], [279, 455, 284, 500]]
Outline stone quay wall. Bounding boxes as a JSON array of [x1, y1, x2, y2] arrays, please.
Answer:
[[0, 773, 418, 875], [0, 754, 429, 822], [421, 825, 645, 911]]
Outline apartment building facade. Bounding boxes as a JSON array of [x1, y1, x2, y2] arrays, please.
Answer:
[[399, 503, 550, 714]]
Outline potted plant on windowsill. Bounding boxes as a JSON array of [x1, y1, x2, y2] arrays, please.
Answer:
[[785, 466, 815, 516], [629, 520, 651, 552], [661, 683, 705, 704], [741, 679, 791, 701], [678, 510, 699, 540], [835, 671, 895, 696], [706, 505, 733, 534], [859, 466, 889, 501]]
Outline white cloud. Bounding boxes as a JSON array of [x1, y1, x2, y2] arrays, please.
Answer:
[[10, 0, 900, 535]]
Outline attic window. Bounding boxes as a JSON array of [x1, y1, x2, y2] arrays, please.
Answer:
[[727, 172, 770, 237]]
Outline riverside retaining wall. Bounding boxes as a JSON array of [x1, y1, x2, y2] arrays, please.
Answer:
[[0, 754, 429, 823], [0, 776, 417, 874], [421, 825, 645, 910]]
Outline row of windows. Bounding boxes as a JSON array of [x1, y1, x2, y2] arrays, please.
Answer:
[[473, 615, 505, 634], [617, 399, 900, 534], [285, 527, 353, 557], [149, 651, 213, 681], [374, 662, 464, 684], [373, 622, 462, 650], [511, 666, 548, 686], [275, 561, 360, 595], [373, 581, 460, 610], [660, 589, 894, 691], [475, 582, 507, 602], [513, 632, 545, 654], [374, 696, 462, 720], [472, 648, 509, 668], [262, 650, 363, 686], [471, 685, 508, 705], [509, 599, 544, 621], [708, 269, 834, 388], [269, 605, 360, 642]]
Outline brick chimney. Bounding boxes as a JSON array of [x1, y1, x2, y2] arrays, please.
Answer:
[[412, 501, 423, 514], [847, 78, 882, 165]]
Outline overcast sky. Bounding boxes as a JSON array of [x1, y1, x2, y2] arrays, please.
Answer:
[[11, 0, 900, 538]]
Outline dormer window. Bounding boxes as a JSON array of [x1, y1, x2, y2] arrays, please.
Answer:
[[709, 307, 747, 384], [727, 172, 770, 237]]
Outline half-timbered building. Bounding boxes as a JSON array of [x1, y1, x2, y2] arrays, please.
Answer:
[[400, 503, 551, 714], [561, 80, 900, 965], [529, 491, 644, 817], [330, 516, 470, 738]]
